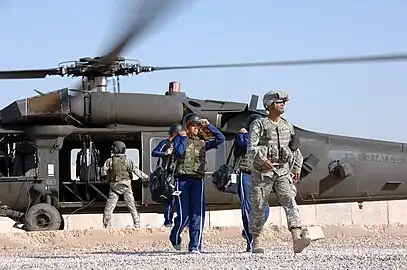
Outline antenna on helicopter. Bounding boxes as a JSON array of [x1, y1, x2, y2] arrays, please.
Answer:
[[249, 95, 259, 111]]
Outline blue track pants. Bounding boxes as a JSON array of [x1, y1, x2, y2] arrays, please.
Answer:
[[169, 177, 205, 252], [237, 171, 270, 251], [164, 202, 174, 226]]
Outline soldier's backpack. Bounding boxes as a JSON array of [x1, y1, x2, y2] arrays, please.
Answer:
[[211, 140, 243, 194], [149, 151, 177, 205]]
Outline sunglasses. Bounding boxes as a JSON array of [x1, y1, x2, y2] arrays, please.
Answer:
[[274, 98, 288, 104]]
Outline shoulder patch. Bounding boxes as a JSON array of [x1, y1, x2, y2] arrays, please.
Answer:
[[251, 117, 264, 127]]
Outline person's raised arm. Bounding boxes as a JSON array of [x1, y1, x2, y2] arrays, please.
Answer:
[[204, 123, 225, 151], [236, 132, 248, 148], [173, 134, 188, 157], [151, 139, 167, 158]]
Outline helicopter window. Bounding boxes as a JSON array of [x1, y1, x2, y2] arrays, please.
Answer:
[[126, 149, 140, 167], [70, 148, 140, 180], [70, 149, 80, 180], [12, 142, 37, 177]]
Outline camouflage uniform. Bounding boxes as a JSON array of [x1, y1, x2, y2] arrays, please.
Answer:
[[102, 153, 149, 228], [248, 90, 311, 254], [234, 129, 270, 252]]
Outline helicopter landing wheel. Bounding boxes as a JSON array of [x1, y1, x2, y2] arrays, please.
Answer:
[[24, 203, 61, 231]]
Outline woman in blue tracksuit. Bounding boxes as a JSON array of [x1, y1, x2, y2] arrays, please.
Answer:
[[234, 114, 270, 252], [151, 123, 184, 227], [169, 113, 225, 254]]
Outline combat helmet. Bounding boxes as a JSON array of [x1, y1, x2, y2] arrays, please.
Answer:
[[111, 140, 126, 154], [262, 90, 290, 110], [168, 123, 184, 135], [182, 113, 201, 127], [245, 114, 263, 131]]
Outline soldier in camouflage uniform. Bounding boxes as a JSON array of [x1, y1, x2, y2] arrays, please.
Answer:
[[102, 141, 149, 229], [248, 90, 311, 254], [233, 114, 270, 252], [169, 113, 225, 254]]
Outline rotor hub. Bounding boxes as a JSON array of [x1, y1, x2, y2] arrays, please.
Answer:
[[58, 56, 151, 79]]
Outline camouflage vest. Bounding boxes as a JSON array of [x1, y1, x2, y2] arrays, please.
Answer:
[[237, 152, 252, 171], [233, 142, 252, 172], [252, 117, 294, 173], [176, 137, 206, 178], [107, 155, 132, 183]]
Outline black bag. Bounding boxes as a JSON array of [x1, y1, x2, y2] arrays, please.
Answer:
[[211, 140, 242, 194], [149, 152, 177, 205]]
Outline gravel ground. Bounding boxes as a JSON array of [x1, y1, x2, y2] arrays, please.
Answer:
[[1, 225, 407, 270]]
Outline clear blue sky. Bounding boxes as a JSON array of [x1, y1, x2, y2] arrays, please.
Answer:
[[0, 0, 406, 142]]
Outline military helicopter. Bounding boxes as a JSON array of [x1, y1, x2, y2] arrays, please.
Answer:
[[1, 1, 407, 232]]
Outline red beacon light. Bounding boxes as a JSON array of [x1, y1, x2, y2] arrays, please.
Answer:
[[165, 81, 185, 97]]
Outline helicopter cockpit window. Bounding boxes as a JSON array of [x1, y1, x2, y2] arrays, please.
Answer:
[[12, 142, 38, 177], [70, 148, 139, 180]]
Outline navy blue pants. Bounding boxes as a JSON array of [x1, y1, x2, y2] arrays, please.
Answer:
[[164, 202, 174, 226], [237, 171, 270, 251], [169, 177, 205, 252]]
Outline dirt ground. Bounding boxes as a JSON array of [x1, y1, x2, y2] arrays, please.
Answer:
[[1, 224, 407, 252]]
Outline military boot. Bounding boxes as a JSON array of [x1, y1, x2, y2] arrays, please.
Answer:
[[291, 228, 311, 254], [103, 219, 111, 229], [130, 212, 141, 228], [252, 236, 265, 253]]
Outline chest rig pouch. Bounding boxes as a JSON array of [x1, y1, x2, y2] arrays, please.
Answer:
[[265, 123, 293, 164]]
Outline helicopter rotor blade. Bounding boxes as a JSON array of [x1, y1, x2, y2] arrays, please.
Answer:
[[0, 68, 60, 80], [69, 0, 194, 91], [151, 53, 407, 71], [98, 0, 192, 67]]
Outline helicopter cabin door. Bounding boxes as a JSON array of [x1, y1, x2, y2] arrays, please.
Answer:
[[141, 132, 233, 206]]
